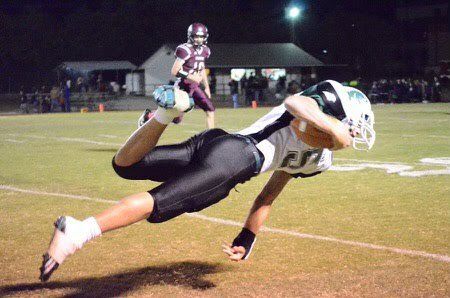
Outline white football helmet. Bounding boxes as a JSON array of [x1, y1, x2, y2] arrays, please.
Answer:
[[326, 81, 376, 150]]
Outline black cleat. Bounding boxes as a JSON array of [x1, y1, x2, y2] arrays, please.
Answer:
[[39, 253, 59, 282], [138, 109, 153, 128], [39, 216, 80, 282]]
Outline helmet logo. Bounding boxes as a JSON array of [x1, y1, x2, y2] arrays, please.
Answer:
[[322, 91, 336, 103]]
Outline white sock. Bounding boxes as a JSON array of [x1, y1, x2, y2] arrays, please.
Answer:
[[153, 107, 179, 125], [81, 217, 102, 245], [67, 217, 102, 249]]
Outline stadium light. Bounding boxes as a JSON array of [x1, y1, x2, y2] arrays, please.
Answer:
[[286, 6, 302, 44], [288, 7, 301, 19]]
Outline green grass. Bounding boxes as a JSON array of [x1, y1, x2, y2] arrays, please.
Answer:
[[0, 104, 449, 296]]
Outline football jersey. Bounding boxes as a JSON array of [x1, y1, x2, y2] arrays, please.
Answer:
[[237, 80, 347, 177], [174, 43, 211, 75]]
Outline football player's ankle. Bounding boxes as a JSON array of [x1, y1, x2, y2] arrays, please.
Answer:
[[83, 217, 102, 239], [73, 217, 102, 248], [153, 107, 179, 125]]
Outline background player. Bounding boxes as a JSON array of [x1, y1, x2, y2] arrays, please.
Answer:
[[139, 23, 214, 128]]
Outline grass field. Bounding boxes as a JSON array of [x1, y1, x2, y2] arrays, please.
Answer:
[[0, 103, 449, 297]]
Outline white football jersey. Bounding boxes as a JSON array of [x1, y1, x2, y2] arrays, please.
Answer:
[[238, 104, 333, 176]]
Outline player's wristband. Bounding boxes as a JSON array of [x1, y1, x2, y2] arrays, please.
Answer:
[[176, 70, 189, 79], [232, 228, 256, 260]]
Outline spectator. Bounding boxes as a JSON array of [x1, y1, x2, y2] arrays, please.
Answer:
[[246, 74, 256, 105], [111, 81, 120, 94], [30, 88, 39, 112], [276, 75, 286, 94], [96, 74, 103, 91], [76, 77, 86, 93], [432, 76, 441, 102], [64, 80, 71, 112], [19, 90, 29, 113], [39, 86, 47, 112], [240, 76, 249, 106], [287, 80, 301, 95], [42, 95, 51, 113], [50, 86, 60, 112], [210, 73, 216, 94], [258, 75, 268, 103], [228, 79, 239, 108]]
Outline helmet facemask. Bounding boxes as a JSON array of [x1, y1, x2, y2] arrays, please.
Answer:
[[344, 110, 376, 151], [326, 81, 376, 151], [191, 34, 206, 46]]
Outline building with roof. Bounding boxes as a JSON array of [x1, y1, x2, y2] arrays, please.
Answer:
[[139, 43, 324, 96], [57, 61, 137, 88]]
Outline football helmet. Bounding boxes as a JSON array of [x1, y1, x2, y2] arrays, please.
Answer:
[[187, 23, 208, 46], [326, 81, 376, 150]]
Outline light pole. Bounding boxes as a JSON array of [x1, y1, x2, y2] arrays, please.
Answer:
[[287, 6, 301, 44]]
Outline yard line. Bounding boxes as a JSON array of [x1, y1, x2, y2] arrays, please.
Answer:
[[1, 184, 449, 263], [58, 137, 122, 146], [0, 185, 116, 204], [334, 158, 450, 167], [376, 133, 450, 139], [3, 133, 122, 147], [334, 158, 409, 165], [98, 134, 118, 139], [7, 133, 46, 139], [4, 139, 25, 143]]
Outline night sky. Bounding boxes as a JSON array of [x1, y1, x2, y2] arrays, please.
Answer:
[[0, 0, 430, 90]]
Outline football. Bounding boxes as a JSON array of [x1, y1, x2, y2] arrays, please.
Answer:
[[290, 115, 342, 149], [173, 88, 194, 112]]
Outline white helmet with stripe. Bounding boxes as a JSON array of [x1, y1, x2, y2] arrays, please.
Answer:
[[325, 80, 376, 150]]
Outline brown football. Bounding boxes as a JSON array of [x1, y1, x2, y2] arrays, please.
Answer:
[[290, 116, 341, 149]]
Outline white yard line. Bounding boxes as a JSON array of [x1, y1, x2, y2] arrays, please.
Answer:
[[376, 133, 450, 139], [1, 184, 449, 264], [334, 158, 413, 165], [58, 137, 122, 146], [98, 134, 118, 139], [334, 158, 450, 167], [4, 139, 25, 143], [4, 133, 122, 147]]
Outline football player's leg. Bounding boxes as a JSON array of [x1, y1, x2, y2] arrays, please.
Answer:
[[206, 111, 215, 129], [40, 192, 155, 282], [114, 115, 173, 167], [112, 129, 228, 182], [148, 134, 260, 223], [112, 141, 193, 181], [191, 87, 215, 129]]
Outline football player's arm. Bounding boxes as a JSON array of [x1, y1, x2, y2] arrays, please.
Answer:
[[201, 69, 211, 98], [170, 59, 202, 84], [284, 94, 352, 150], [222, 170, 292, 261]]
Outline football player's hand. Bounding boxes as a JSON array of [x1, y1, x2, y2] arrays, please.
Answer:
[[331, 121, 353, 150], [204, 87, 211, 98], [188, 72, 202, 84], [222, 242, 246, 261]]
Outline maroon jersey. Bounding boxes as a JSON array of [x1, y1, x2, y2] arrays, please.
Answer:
[[175, 43, 211, 75], [174, 43, 214, 112]]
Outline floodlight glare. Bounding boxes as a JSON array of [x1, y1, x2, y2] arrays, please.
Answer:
[[288, 7, 300, 19]]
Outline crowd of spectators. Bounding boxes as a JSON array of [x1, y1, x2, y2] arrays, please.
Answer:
[[225, 74, 447, 107], [226, 74, 317, 107], [18, 74, 123, 114], [19, 83, 71, 114], [366, 76, 446, 103]]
